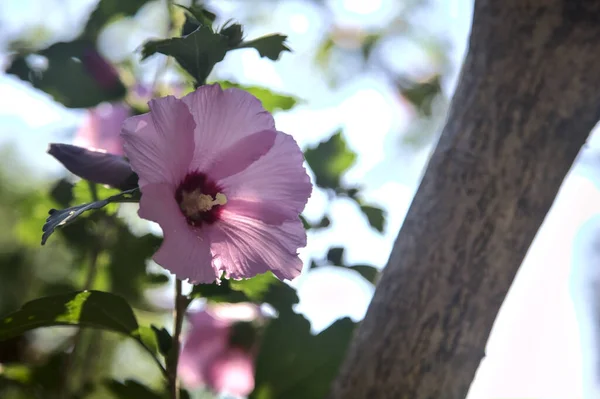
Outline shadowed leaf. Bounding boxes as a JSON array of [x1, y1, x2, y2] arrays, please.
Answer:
[[0, 291, 138, 340], [304, 129, 357, 190], [359, 205, 385, 233], [142, 26, 229, 85], [251, 315, 355, 399], [7, 41, 126, 108], [41, 188, 140, 245], [237, 34, 291, 60]]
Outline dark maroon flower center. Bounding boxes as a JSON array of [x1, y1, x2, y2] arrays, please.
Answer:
[[175, 171, 226, 227]]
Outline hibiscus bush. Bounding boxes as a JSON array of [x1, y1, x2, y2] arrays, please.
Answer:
[[0, 2, 408, 399]]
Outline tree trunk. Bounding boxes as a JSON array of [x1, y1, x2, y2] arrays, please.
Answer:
[[329, 1, 600, 398]]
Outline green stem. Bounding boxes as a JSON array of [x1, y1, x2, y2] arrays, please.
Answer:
[[167, 279, 187, 399], [59, 247, 100, 398]]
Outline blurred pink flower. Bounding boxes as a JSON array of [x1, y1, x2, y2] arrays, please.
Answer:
[[179, 304, 260, 395], [121, 84, 311, 283], [75, 102, 130, 155]]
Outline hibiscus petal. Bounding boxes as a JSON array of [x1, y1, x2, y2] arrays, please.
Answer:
[[139, 183, 216, 283], [224, 199, 296, 225], [179, 311, 230, 389], [181, 84, 275, 171], [122, 96, 195, 187], [205, 130, 276, 181], [207, 348, 255, 396], [208, 212, 306, 280], [75, 102, 129, 155], [219, 131, 312, 220]]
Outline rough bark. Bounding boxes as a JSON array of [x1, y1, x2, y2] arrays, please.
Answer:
[[329, 1, 600, 398]]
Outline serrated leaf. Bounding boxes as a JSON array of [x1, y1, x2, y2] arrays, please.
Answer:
[[251, 314, 355, 399], [41, 188, 140, 245], [177, 4, 217, 36], [237, 34, 291, 60], [72, 181, 120, 209], [7, 41, 126, 108], [217, 80, 299, 113], [0, 291, 138, 340], [304, 129, 357, 190], [142, 26, 229, 85], [359, 205, 385, 233]]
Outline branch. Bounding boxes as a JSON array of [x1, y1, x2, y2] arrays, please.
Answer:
[[330, 1, 600, 398]]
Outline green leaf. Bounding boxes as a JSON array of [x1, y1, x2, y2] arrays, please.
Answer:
[[190, 279, 248, 303], [135, 325, 159, 355], [349, 265, 379, 284], [217, 80, 299, 113], [106, 225, 161, 304], [83, 0, 151, 40], [142, 26, 229, 85], [0, 291, 138, 340], [300, 214, 330, 230], [177, 4, 217, 35], [262, 280, 299, 313], [251, 315, 355, 399], [220, 22, 244, 47], [326, 247, 345, 265], [151, 325, 172, 357], [191, 273, 297, 312], [399, 75, 442, 116], [304, 130, 357, 190], [359, 205, 385, 233], [41, 188, 140, 245], [49, 178, 75, 208], [105, 379, 164, 399], [237, 34, 291, 60], [146, 273, 170, 285], [7, 41, 126, 108], [229, 272, 278, 301]]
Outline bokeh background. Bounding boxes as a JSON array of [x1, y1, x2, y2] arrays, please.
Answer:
[[1, 0, 600, 398]]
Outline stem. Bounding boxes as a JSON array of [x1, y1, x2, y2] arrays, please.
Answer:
[[59, 248, 100, 398], [60, 182, 101, 398], [167, 279, 187, 399]]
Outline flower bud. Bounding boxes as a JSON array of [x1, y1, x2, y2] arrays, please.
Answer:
[[48, 144, 137, 190]]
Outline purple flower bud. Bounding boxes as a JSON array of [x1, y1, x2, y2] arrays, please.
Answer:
[[81, 48, 120, 90], [48, 144, 137, 190]]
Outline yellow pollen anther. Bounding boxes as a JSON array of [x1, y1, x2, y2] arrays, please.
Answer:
[[181, 190, 227, 216]]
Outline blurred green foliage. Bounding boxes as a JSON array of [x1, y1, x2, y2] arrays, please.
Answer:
[[7, 41, 127, 108], [0, 0, 407, 397], [217, 80, 299, 113]]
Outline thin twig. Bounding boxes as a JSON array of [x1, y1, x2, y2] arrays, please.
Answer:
[[167, 279, 187, 399]]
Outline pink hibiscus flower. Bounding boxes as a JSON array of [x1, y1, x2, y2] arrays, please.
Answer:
[[121, 84, 311, 283], [179, 304, 260, 396], [75, 102, 130, 156]]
